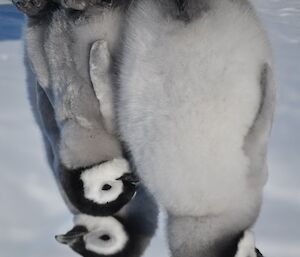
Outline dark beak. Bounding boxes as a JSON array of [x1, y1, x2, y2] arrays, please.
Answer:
[[118, 173, 140, 185], [256, 248, 264, 257], [55, 230, 87, 245]]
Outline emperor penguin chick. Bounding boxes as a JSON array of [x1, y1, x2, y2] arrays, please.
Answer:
[[117, 0, 275, 256], [55, 186, 158, 257], [14, 0, 138, 216]]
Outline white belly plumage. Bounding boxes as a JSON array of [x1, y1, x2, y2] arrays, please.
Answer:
[[119, 0, 272, 217]]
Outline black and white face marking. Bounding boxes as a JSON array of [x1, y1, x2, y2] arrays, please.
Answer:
[[80, 159, 129, 205], [82, 216, 128, 255], [60, 158, 138, 216], [56, 188, 159, 257], [55, 215, 141, 257], [56, 217, 128, 257]]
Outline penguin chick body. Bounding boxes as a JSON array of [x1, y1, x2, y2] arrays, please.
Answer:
[[117, 0, 275, 255], [16, 1, 137, 216]]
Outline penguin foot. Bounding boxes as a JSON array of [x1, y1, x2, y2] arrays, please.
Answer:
[[12, 0, 48, 16], [60, 0, 95, 10]]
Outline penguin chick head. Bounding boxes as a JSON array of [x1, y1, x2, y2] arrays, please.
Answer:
[[55, 215, 128, 257], [61, 158, 139, 216], [55, 214, 151, 257]]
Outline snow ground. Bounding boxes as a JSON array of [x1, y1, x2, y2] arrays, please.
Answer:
[[0, 1, 299, 257]]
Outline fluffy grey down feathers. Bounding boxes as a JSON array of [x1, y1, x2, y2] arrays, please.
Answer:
[[22, 0, 275, 256], [117, 0, 275, 256], [25, 6, 127, 212]]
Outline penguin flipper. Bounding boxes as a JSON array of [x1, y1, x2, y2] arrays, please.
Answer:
[[243, 63, 276, 184], [90, 40, 115, 134]]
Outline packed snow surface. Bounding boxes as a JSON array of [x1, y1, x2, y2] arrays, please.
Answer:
[[0, 1, 299, 257]]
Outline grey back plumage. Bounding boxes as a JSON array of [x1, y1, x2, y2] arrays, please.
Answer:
[[23, 4, 129, 213]]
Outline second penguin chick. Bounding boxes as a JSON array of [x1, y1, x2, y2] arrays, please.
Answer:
[[14, 0, 137, 216]]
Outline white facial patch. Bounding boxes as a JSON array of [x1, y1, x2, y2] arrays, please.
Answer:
[[80, 158, 130, 204], [83, 216, 128, 255], [235, 231, 256, 257]]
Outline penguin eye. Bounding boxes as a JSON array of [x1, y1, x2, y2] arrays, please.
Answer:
[[102, 184, 112, 191], [99, 234, 111, 241]]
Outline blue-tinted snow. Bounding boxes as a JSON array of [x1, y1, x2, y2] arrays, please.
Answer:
[[0, 4, 24, 40]]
